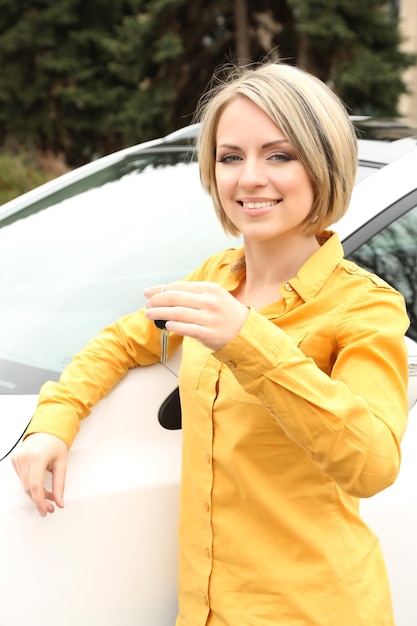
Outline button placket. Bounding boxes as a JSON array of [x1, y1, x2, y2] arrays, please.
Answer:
[[200, 390, 215, 603], [194, 356, 224, 619]]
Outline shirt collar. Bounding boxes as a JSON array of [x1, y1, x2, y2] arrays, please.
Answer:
[[289, 231, 344, 301], [219, 231, 344, 300], [219, 248, 246, 290]]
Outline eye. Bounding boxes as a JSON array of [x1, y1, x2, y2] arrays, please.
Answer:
[[269, 152, 295, 163], [215, 154, 242, 163]]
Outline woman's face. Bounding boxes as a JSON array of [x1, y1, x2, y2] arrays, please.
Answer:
[[214, 96, 315, 243]]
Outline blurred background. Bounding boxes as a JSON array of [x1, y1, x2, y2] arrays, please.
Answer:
[[0, 0, 416, 204]]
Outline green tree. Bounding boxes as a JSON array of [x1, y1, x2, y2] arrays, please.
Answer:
[[0, 0, 138, 165], [165, 0, 416, 129], [104, 0, 187, 146], [285, 0, 415, 115], [0, 0, 414, 166]]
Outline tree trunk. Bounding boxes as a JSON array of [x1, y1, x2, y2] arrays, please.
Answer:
[[234, 0, 251, 63]]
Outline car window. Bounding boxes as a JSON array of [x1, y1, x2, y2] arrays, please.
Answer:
[[356, 163, 381, 183], [0, 150, 239, 394], [347, 203, 417, 341]]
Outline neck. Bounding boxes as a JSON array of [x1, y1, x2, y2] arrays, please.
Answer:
[[244, 234, 319, 285], [236, 234, 320, 309]]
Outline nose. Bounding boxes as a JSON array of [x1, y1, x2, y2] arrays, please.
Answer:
[[238, 157, 268, 189]]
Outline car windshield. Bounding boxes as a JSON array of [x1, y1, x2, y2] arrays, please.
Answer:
[[0, 149, 238, 394]]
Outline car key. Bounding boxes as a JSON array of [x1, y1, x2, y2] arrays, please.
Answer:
[[153, 284, 169, 364], [154, 319, 169, 364]]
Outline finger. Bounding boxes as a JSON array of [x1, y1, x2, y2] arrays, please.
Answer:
[[144, 281, 218, 298], [14, 453, 55, 514], [28, 461, 54, 517], [11, 456, 29, 492], [163, 320, 205, 340], [51, 456, 67, 509], [12, 454, 42, 504], [146, 285, 219, 314], [143, 284, 170, 297], [145, 296, 212, 330]]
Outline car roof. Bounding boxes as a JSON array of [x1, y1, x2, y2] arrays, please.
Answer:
[[0, 131, 193, 222], [357, 137, 417, 167], [1, 120, 416, 225], [336, 149, 417, 239]]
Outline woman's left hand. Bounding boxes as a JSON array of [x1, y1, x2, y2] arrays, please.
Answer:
[[144, 282, 249, 351]]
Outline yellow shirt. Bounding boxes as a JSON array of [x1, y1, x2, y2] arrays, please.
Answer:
[[28, 232, 409, 625]]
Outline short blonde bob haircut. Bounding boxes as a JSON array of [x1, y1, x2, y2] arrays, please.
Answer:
[[195, 62, 358, 237]]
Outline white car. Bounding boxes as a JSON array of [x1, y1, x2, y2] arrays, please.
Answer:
[[0, 127, 416, 626]]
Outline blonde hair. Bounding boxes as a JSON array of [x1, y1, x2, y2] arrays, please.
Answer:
[[195, 62, 358, 236]]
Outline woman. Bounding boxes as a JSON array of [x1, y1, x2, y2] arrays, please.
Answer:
[[12, 62, 409, 625]]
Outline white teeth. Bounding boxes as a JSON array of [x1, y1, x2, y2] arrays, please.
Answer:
[[242, 200, 277, 209]]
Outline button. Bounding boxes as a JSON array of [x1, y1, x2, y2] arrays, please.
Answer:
[[205, 453, 211, 464], [284, 282, 293, 291], [205, 547, 211, 558], [266, 406, 275, 416], [226, 360, 237, 369], [204, 502, 211, 513], [347, 264, 357, 272], [203, 595, 209, 606]]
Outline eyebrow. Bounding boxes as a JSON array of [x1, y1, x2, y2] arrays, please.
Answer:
[[216, 139, 291, 150]]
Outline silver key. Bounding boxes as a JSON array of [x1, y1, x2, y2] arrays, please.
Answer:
[[154, 319, 169, 364]]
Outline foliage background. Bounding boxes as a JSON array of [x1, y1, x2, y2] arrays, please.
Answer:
[[0, 0, 415, 202]]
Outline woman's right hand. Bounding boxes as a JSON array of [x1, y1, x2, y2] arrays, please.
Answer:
[[11, 432, 68, 517]]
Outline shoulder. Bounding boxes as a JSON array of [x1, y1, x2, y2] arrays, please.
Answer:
[[336, 259, 409, 333], [186, 246, 244, 281], [339, 258, 399, 291]]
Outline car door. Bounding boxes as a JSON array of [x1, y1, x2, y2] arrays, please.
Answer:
[[344, 175, 417, 410], [341, 152, 417, 626]]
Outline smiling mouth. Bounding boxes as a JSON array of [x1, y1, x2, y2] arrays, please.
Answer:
[[239, 200, 280, 209]]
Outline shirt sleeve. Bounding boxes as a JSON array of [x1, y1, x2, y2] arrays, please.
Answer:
[[24, 248, 236, 448], [214, 284, 410, 498], [25, 308, 183, 447]]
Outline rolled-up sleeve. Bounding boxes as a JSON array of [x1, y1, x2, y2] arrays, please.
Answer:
[[26, 308, 183, 447]]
